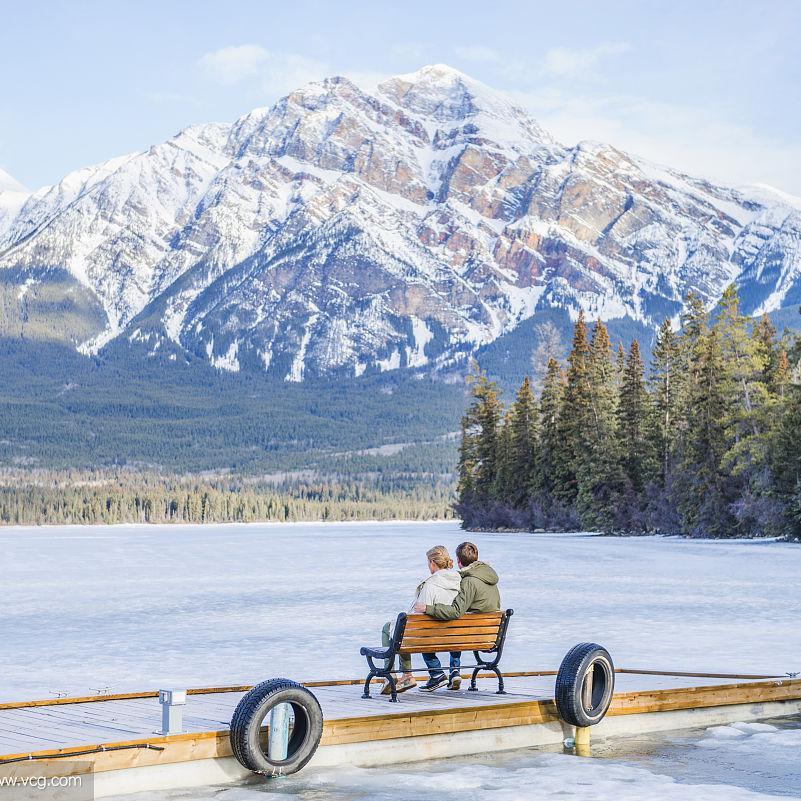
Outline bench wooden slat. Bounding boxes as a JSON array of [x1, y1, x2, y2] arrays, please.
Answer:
[[400, 625, 502, 638], [402, 629, 499, 640], [399, 640, 498, 654], [404, 613, 502, 630], [401, 635, 499, 646], [400, 638, 498, 650], [404, 623, 499, 637]]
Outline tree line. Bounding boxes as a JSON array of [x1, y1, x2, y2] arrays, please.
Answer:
[[456, 287, 801, 539], [0, 472, 455, 526]]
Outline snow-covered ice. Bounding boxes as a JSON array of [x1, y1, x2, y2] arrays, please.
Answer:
[[4, 522, 800, 800], [106, 716, 801, 800], [1, 522, 800, 703]]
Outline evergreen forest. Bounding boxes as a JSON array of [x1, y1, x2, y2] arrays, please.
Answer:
[[456, 288, 801, 539]]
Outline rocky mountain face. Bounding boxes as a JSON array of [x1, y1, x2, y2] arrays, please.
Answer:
[[1, 65, 800, 380]]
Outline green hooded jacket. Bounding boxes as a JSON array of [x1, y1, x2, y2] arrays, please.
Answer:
[[425, 561, 501, 620]]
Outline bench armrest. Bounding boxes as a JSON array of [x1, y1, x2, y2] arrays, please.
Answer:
[[360, 645, 392, 659]]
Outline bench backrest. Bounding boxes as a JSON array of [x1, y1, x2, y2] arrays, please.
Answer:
[[397, 611, 508, 654]]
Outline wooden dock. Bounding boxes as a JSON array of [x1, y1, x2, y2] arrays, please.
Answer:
[[2, 670, 800, 798]]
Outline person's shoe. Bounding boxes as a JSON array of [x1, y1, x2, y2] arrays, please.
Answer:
[[419, 674, 448, 692], [448, 672, 462, 690], [379, 676, 417, 695]]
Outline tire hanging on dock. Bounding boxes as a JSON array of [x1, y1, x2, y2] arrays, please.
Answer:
[[230, 678, 323, 776], [555, 643, 615, 727]]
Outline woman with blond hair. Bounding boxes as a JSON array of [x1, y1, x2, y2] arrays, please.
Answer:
[[380, 545, 461, 694]]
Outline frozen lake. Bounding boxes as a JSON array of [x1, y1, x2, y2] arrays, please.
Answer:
[[107, 716, 801, 801], [1, 522, 800, 702]]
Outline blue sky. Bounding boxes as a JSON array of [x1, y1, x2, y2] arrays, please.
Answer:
[[2, 0, 800, 193]]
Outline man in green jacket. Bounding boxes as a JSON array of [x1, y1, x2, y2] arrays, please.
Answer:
[[413, 541, 501, 691]]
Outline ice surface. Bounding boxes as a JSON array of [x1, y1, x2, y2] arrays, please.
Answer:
[[106, 719, 801, 800], [699, 721, 801, 756], [1, 523, 800, 703]]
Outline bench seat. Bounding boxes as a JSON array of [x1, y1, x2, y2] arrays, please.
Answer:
[[360, 610, 514, 701]]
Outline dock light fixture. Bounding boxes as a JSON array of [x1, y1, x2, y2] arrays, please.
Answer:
[[158, 689, 187, 735]]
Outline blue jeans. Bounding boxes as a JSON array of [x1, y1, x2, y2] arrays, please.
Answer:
[[422, 651, 461, 678]]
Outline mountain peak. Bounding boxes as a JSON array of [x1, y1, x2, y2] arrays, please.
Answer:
[[1, 66, 799, 380], [398, 63, 473, 83], [0, 167, 28, 195]]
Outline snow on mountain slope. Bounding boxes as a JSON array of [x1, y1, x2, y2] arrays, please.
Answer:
[[1, 125, 230, 345], [0, 168, 29, 239], [1, 64, 799, 378]]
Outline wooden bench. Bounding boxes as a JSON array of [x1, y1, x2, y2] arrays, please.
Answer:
[[360, 609, 514, 701]]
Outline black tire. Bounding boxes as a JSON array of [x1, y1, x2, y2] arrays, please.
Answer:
[[230, 678, 323, 775], [555, 643, 615, 727]]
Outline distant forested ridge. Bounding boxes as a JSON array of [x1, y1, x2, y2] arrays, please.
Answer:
[[456, 287, 801, 539], [0, 472, 454, 526], [0, 336, 463, 525]]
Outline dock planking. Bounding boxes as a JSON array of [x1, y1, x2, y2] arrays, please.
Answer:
[[0, 671, 792, 760]]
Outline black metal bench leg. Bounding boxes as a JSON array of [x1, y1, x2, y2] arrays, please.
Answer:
[[362, 672, 375, 699], [494, 667, 506, 694], [468, 666, 480, 691], [385, 673, 399, 702]]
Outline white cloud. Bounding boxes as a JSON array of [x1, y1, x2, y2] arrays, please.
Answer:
[[449, 42, 800, 194], [390, 42, 430, 63], [452, 45, 504, 65], [541, 42, 630, 78], [199, 45, 271, 85], [145, 90, 198, 107], [509, 86, 801, 196], [452, 42, 630, 83], [198, 45, 331, 96]]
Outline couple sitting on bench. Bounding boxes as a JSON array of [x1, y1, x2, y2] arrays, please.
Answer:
[[377, 541, 502, 695]]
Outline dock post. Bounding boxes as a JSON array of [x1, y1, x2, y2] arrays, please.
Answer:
[[158, 689, 187, 735], [574, 725, 591, 756], [268, 702, 290, 769]]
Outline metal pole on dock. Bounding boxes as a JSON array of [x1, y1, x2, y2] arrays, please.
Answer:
[[268, 702, 290, 769], [158, 689, 186, 735], [574, 726, 591, 756]]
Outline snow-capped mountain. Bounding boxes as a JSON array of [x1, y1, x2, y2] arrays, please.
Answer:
[[0, 168, 28, 238], [1, 65, 800, 379]]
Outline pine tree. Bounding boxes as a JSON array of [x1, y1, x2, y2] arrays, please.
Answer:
[[776, 349, 791, 400], [676, 292, 708, 408], [492, 411, 515, 504], [474, 374, 503, 501], [533, 358, 565, 497], [575, 320, 625, 530], [555, 311, 592, 505], [714, 287, 775, 534], [455, 365, 503, 521], [615, 343, 626, 389], [717, 286, 769, 455], [506, 376, 538, 507], [456, 415, 477, 501], [772, 351, 801, 538], [649, 319, 680, 484], [680, 327, 732, 536], [618, 340, 653, 493], [753, 314, 779, 392]]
